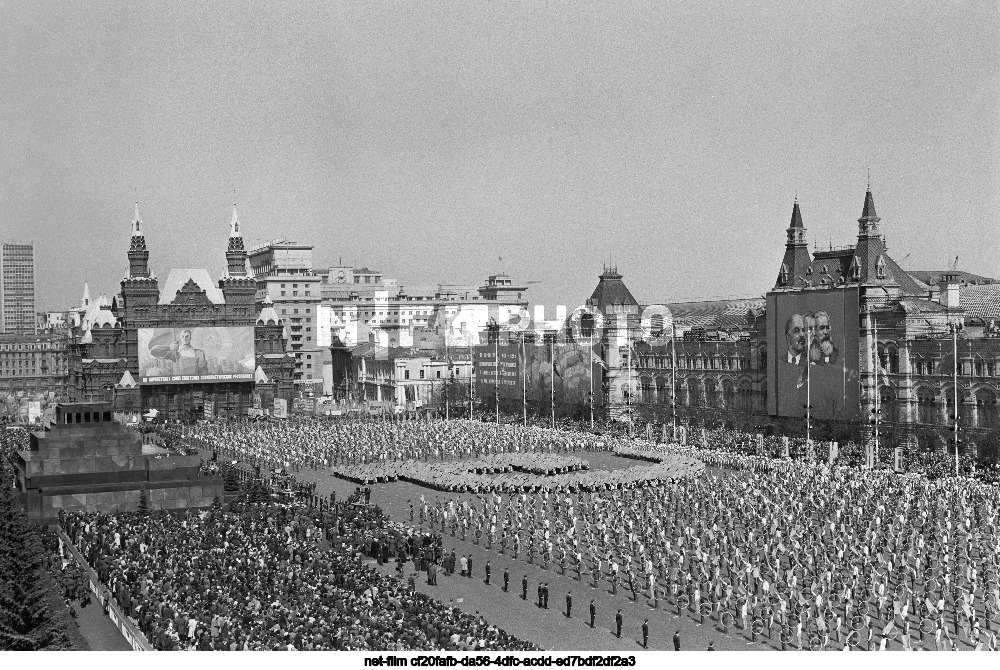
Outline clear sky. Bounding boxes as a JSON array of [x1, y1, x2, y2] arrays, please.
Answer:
[[1, 0, 998, 312]]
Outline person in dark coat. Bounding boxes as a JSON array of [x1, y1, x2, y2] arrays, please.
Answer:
[[589, 599, 596, 628], [642, 619, 649, 648], [615, 610, 623, 638], [565, 592, 572, 618], [673, 630, 681, 650], [503, 567, 510, 592], [538, 582, 544, 608], [522, 574, 529, 600], [485, 562, 491, 585], [542, 583, 549, 609]]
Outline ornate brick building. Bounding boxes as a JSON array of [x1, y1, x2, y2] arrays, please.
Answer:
[[68, 204, 296, 420], [599, 187, 1000, 457]]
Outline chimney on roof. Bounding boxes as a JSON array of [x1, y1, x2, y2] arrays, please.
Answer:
[[937, 273, 961, 310]]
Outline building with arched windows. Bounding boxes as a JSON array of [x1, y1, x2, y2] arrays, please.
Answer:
[[594, 187, 1000, 458], [67, 204, 296, 420]]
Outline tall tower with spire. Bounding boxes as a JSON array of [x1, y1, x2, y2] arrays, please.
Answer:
[[219, 203, 256, 312], [225, 203, 248, 277], [774, 199, 812, 289], [128, 202, 150, 279], [852, 187, 901, 304]]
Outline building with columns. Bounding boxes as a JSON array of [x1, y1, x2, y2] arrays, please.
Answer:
[[67, 203, 296, 420], [597, 186, 1000, 457]]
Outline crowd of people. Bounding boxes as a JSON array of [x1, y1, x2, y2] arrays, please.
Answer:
[[180, 419, 620, 474], [60, 502, 538, 651], [333, 449, 703, 493], [9, 409, 1000, 652], [421, 455, 1000, 651]]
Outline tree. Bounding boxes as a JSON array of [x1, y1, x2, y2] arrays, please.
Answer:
[[223, 466, 241, 493], [137, 488, 150, 516], [0, 461, 79, 650]]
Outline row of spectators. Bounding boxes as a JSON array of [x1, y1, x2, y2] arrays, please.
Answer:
[[60, 500, 538, 651]]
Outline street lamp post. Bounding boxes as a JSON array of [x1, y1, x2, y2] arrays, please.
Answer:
[[949, 321, 964, 477]]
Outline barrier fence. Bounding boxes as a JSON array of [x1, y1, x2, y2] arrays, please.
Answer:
[[57, 529, 152, 651]]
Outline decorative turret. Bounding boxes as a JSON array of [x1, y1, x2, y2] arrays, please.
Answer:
[[220, 203, 256, 310], [774, 199, 812, 289], [857, 187, 881, 238], [128, 202, 150, 278], [226, 203, 248, 277]]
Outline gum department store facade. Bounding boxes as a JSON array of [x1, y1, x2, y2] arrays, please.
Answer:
[[67, 205, 296, 419], [594, 187, 1000, 456]]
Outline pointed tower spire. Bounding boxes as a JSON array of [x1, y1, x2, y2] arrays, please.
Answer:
[[226, 202, 248, 277], [132, 201, 142, 235], [858, 186, 881, 238], [81, 281, 91, 309], [128, 202, 150, 278], [230, 202, 241, 238], [775, 199, 812, 289]]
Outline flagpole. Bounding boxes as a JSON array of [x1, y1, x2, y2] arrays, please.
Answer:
[[806, 320, 811, 448], [671, 327, 677, 439], [444, 330, 450, 421], [468, 341, 473, 419], [550, 336, 555, 430], [627, 339, 633, 437], [589, 336, 594, 429], [495, 333, 500, 428], [521, 334, 527, 427], [873, 314, 879, 465]]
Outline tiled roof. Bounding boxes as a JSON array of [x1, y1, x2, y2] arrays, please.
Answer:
[[907, 271, 998, 287], [882, 255, 928, 297], [960, 284, 1000, 320], [646, 297, 766, 331], [899, 299, 948, 314], [117, 370, 137, 388], [256, 303, 281, 325], [158, 269, 224, 305], [860, 189, 879, 220], [588, 270, 639, 311], [352, 343, 388, 359]]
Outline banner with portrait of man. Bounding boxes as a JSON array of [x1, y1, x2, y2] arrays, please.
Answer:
[[138, 327, 256, 384], [766, 287, 860, 419]]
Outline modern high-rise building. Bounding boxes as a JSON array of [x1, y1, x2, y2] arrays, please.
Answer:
[[1, 241, 36, 334]]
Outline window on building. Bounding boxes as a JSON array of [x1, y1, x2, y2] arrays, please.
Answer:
[[917, 389, 937, 424], [293, 291, 298, 297], [436, 370, 441, 378], [977, 389, 998, 429], [419, 370, 425, 379], [404, 370, 410, 380]]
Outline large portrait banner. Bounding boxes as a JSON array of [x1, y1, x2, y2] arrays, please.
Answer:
[[138, 327, 255, 384], [766, 288, 860, 420]]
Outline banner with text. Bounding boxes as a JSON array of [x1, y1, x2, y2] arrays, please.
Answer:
[[138, 326, 256, 384]]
